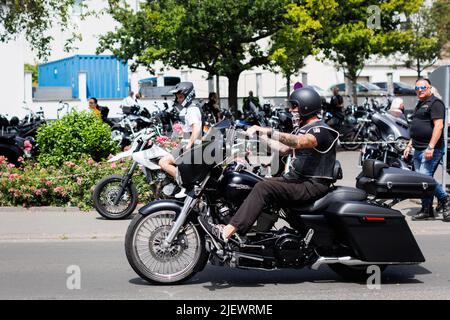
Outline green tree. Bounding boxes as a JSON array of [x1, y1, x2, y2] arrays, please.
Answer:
[[97, 0, 289, 111], [270, 1, 338, 98], [315, 0, 423, 103], [24, 63, 38, 85], [0, 0, 87, 60], [402, 0, 450, 77]]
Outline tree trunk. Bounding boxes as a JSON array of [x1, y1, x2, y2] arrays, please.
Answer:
[[286, 74, 291, 100], [346, 74, 358, 105], [417, 57, 421, 78], [227, 73, 240, 114], [216, 74, 221, 108]]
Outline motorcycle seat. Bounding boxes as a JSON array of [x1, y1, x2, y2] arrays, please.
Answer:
[[289, 186, 367, 214]]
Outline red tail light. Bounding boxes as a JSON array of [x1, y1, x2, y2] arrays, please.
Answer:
[[363, 216, 385, 221]]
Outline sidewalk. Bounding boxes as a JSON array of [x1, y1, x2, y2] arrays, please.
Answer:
[[0, 200, 449, 242]]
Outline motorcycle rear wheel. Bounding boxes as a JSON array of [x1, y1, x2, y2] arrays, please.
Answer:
[[125, 210, 208, 284], [93, 174, 138, 220]]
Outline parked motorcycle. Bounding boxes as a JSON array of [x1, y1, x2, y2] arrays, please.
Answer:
[[0, 134, 33, 165], [111, 105, 163, 149], [359, 112, 412, 169], [124, 119, 429, 284], [93, 128, 177, 220]]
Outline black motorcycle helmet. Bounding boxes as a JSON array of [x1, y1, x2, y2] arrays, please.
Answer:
[[169, 81, 196, 108], [288, 86, 322, 117], [9, 116, 19, 127]]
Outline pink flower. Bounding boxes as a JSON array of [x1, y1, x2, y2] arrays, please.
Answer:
[[17, 157, 24, 163], [53, 186, 65, 194], [8, 163, 15, 169], [23, 140, 32, 152], [172, 122, 183, 135], [0, 155, 8, 165], [64, 161, 76, 168], [35, 189, 42, 196], [8, 188, 14, 193], [76, 177, 83, 186], [110, 163, 117, 169], [45, 180, 53, 186], [156, 135, 170, 144], [87, 159, 95, 165], [42, 188, 48, 193]]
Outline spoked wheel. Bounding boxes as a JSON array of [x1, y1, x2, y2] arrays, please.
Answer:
[[125, 210, 208, 284], [92, 174, 138, 220], [341, 131, 363, 151], [329, 264, 387, 281]]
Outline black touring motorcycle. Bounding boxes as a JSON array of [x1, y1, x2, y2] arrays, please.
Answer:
[[125, 119, 434, 284]]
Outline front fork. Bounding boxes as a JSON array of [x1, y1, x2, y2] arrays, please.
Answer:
[[113, 161, 138, 205], [161, 196, 197, 249]]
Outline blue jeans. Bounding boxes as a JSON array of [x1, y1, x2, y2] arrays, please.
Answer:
[[413, 148, 448, 207]]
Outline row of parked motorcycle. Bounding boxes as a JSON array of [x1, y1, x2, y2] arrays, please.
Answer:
[[0, 106, 44, 164]]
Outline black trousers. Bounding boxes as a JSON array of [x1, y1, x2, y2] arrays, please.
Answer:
[[229, 177, 330, 234]]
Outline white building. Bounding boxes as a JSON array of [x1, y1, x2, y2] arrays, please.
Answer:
[[0, 0, 447, 118]]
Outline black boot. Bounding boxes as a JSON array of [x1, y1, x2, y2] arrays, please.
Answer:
[[443, 211, 450, 222], [412, 204, 434, 221], [436, 195, 449, 214]]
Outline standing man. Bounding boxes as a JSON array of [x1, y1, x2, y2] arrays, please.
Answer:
[[404, 78, 449, 221], [122, 90, 136, 107], [243, 90, 261, 114], [326, 87, 344, 129]]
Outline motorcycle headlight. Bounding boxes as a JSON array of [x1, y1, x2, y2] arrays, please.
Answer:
[[395, 138, 409, 152], [386, 134, 395, 143]]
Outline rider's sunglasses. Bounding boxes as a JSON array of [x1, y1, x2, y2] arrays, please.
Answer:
[[287, 101, 299, 109], [415, 85, 428, 91]]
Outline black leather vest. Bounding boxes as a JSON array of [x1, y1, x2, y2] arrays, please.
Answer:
[[286, 121, 339, 181]]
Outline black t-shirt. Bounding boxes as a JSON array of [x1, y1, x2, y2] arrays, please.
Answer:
[[409, 95, 446, 150], [293, 125, 336, 152], [329, 95, 344, 113]]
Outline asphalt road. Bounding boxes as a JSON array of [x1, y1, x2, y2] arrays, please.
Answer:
[[0, 151, 449, 299], [0, 235, 449, 300]]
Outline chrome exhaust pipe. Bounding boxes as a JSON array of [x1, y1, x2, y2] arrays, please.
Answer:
[[311, 256, 378, 270]]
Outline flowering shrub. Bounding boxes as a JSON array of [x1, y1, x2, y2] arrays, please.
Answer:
[[36, 111, 119, 167], [0, 157, 153, 211]]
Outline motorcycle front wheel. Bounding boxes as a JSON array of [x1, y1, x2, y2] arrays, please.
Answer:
[[92, 174, 138, 220], [125, 210, 208, 284]]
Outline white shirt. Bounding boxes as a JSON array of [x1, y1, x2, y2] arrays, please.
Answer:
[[122, 96, 136, 107], [179, 105, 202, 133]]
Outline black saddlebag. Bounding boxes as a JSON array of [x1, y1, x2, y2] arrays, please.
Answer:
[[356, 160, 436, 199], [326, 201, 425, 263]]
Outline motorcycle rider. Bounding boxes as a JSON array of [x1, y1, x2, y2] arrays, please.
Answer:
[[200, 87, 339, 242], [158, 82, 203, 198]]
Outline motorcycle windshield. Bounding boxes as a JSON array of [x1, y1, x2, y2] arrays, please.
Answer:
[[372, 112, 410, 140]]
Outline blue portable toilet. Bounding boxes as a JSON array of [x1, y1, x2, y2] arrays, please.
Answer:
[[38, 55, 129, 99]]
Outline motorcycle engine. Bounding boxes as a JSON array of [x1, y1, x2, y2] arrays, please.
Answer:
[[274, 229, 304, 266], [215, 201, 233, 224]]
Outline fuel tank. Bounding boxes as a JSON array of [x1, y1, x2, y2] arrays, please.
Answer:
[[224, 168, 264, 206]]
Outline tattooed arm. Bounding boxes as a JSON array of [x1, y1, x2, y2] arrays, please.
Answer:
[[259, 135, 292, 155], [245, 125, 317, 150], [271, 130, 318, 149]]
